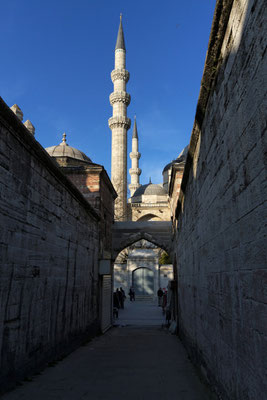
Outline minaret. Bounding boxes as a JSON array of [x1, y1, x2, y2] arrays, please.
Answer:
[[129, 116, 141, 197], [108, 14, 131, 221]]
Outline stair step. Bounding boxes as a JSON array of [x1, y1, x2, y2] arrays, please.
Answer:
[[135, 295, 154, 301]]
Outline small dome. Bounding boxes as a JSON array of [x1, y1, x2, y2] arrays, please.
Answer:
[[133, 183, 167, 197], [45, 133, 92, 163]]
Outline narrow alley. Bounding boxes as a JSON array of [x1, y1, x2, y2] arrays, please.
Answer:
[[2, 300, 216, 400]]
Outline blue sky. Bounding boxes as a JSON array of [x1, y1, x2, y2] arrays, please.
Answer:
[[1, 0, 216, 187]]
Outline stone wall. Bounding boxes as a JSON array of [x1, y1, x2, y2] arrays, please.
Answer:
[[63, 166, 116, 256], [169, 165, 184, 220], [173, 1, 267, 399], [130, 204, 170, 221], [0, 98, 101, 390]]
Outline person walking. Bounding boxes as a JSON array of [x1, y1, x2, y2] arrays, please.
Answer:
[[157, 287, 163, 306], [113, 290, 120, 318], [129, 286, 135, 301], [132, 286, 135, 301], [162, 290, 167, 314], [116, 288, 123, 308], [119, 287, 126, 309]]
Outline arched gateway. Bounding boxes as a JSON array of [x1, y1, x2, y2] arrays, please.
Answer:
[[112, 221, 173, 301], [112, 221, 172, 260]]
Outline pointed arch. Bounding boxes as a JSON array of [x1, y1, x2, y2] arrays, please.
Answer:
[[112, 221, 172, 260]]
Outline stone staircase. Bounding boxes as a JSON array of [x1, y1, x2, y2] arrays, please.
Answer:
[[135, 295, 154, 302]]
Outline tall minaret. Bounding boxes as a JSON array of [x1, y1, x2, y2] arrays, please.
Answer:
[[129, 116, 141, 197], [108, 14, 131, 221]]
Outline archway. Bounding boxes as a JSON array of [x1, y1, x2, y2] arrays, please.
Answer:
[[137, 213, 163, 222], [113, 239, 173, 301], [112, 220, 172, 261]]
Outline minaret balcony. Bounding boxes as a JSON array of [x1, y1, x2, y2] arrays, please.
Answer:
[[111, 69, 130, 83], [108, 116, 131, 130], [130, 151, 141, 160], [129, 168, 141, 176], [110, 91, 131, 106]]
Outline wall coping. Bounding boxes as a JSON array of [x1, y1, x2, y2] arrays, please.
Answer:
[[175, 0, 234, 219]]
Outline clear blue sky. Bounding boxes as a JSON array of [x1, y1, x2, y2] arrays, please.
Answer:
[[1, 0, 216, 187]]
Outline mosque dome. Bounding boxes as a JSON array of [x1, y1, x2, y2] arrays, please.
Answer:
[[133, 183, 167, 197], [130, 180, 167, 204], [45, 133, 92, 163]]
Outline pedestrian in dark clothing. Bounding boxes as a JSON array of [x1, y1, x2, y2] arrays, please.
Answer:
[[120, 287, 126, 308], [157, 287, 163, 306], [116, 288, 123, 308], [162, 291, 167, 314], [113, 291, 120, 309], [129, 287, 135, 301]]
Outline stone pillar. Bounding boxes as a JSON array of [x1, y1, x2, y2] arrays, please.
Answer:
[[108, 15, 131, 221]]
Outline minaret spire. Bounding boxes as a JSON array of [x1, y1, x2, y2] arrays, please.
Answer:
[[132, 116, 138, 139], [129, 116, 141, 197], [109, 15, 131, 220], [115, 14, 126, 51]]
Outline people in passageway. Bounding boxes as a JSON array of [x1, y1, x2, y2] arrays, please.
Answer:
[[129, 286, 135, 301], [162, 290, 167, 314], [120, 287, 126, 308], [116, 288, 124, 309], [114, 290, 120, 309], [157, 287, 163, 306]]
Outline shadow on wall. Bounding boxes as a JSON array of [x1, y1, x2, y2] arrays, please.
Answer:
[[173, 0, 267, 399]]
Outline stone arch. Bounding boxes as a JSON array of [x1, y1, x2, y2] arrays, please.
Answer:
[[113, 231, 170, 261], [137, 213, 163, 222], [112, 221, 172, 261]]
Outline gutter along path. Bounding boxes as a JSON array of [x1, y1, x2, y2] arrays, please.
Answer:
[[2, 301, 216, 400]]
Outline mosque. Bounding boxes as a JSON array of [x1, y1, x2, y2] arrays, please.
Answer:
[[45, 16, 187, 300]]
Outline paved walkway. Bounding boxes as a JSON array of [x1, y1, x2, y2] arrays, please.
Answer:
[[115, 298, 165, 326], [2, 300, 216, 400]]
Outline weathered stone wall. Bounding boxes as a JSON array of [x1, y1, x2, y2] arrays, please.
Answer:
[[173, 1, 267, 399], [64, 168, 115, 256], [169, 166, 184, 220], [99, 175, 116, 255], [131, 205, 170, 222], [0, 98, 101, 390]]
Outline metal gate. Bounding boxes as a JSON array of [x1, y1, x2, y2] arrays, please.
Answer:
[[101, 275, 112, 333], [133, 268, 154, 296]]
